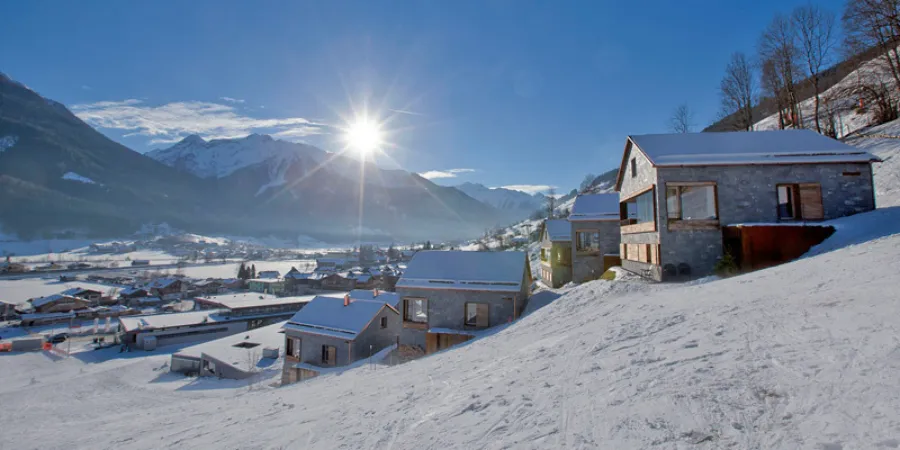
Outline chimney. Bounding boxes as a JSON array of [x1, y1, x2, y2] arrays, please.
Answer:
[[344, 294, 350, 307], [373, 288, 379, 298]]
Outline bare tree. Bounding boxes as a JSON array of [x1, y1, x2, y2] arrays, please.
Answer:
[[720, 52, 756, 131], [793, 4, 837, 133], [843, 0, 900, 92], [545, 188, 557, 219], [669, 103, 694, 133], [760, 14, 803, 127]]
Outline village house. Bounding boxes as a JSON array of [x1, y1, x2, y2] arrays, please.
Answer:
[[614, 130, 880, 281], [194, 292, 320, 326], [281, 294, 400, 384], [146, 278, 183, 300], [257, 270, 280, 279], [568, 193, 622, 282], [26, 293, 91, 314], [247, 278, 286, 295], [192, 279, 223, 296], [539, 219, 572, 288], [320, 273, 356, 291], [170, 321, 284, 379], [394, 251, 531, 354], [119, 287, 149, 302]]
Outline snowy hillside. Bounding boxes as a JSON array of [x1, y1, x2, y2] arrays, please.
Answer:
[[2, 216, 900, 448], [753, 47, 899, 138], [844, 119, 900, 207], [454, 182, 544, 217]]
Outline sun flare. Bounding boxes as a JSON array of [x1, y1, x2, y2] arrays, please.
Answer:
[[345, 119, 382, 155]]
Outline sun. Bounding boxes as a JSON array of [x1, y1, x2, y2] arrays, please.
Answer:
[[345, 119, 382, 155]]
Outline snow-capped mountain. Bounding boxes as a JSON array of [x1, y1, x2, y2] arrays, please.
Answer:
[[454, 182, 544, 219], [147, 134, 325, 179]]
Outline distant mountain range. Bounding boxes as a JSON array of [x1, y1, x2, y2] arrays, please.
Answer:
[[453, 182, 545, 217], [0, 72, 510, 242]]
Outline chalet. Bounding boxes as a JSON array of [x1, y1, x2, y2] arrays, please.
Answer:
[[321, 273, 356, 291], [247, 278, 286, 295], [59, 287, 103, 303], [146, 278, 183, 300], [614, 130, 880, 281], [257, 270, 280, 279], [539, 219, 572, 288], [395, 251, 531, 354], [192, 279, 223, 296], [26, 294, 91, 314], [1, 299, 18, 321], [119, 287, 150, 301], [281, 294, 400, 384], [568, 193, 621, 282]]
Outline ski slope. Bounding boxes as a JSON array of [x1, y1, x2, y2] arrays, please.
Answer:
[[1, 211, 899, 448]]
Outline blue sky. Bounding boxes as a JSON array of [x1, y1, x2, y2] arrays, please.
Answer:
[[0, 0, 845, 194]]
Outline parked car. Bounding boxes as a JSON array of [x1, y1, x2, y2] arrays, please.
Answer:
[[47, 333, 68, 344]]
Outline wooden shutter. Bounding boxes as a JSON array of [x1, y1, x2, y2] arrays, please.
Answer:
[[799, 183, 824, 220], [476, 304, 489, 328]]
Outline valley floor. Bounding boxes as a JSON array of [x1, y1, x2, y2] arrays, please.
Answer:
[[1, 212, 899, 449]]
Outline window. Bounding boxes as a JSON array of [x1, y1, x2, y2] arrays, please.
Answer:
[[464, 303, 489, 328], [285, 337, 300, 358], [777, 185, 798, 219], [666, 184, 717, 221], [575, 231, 601, 253], [380, 316, 388, 329], [620, 189, 655, 227], [558, 247, 572, 266], [630, 158, 637, 178], [540, 248, 548, 262], [403, 298, 428, 323], [777, 183, 823, 220], [321, 345, 336, 366]]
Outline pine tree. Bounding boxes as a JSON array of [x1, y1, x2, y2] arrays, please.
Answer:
[[238, 262, 247, 280], [250, 264, 256, 279]]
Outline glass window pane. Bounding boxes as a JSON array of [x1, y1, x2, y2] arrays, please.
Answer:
[[465, 304, 477, 326], [680, 186, 716, 220], [666, 187, 680, 219]]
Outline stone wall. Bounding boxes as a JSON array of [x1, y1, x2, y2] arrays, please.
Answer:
[[619, 142, 657, 199], [571, 220, 621, 282], [654, 162, 876, 279]]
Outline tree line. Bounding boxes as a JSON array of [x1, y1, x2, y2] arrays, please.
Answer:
[[672, 0, 900, 136]]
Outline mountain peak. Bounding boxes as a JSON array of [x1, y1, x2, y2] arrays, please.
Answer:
[[178, 134, 206, 146]]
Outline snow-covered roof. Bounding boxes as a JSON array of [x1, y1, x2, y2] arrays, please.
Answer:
[[257, 270, 280, 279], [118, 310, 226, 332], [247, 278, 283, 284], [134, 297, 162, 304], [629, 130, 881, 167], [569, 194, 620, 222], [173, 321, 287, 373], [284, 271, 311, 280], [396, 251, 527, 292], [347, 289, 401, 309], [543, 219, 571, 241], [31, 294, 82, 308], [120, 287, 148, 296], [284, 296, 397, 340], [194, 293, 321, 310], [146, 278, 179, 289]]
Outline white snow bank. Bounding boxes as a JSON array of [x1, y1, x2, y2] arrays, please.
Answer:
[[0, 135, 17, 153], [61, 172, 97, 185], [1, 232, 900, 448]]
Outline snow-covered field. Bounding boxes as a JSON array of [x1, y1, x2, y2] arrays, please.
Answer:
[[173, 259, 316, 279], [1, 207, 899, 448], [0, 278, 116, 304]]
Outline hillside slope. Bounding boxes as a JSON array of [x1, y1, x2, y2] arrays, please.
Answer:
[[2, 212, 899, 448]]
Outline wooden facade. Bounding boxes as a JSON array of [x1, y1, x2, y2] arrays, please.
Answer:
[[722, 225, 835, 272]]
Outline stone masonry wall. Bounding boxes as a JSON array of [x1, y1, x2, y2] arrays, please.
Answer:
[[656, 162, 876, 278], [571, 220, 620, 282]]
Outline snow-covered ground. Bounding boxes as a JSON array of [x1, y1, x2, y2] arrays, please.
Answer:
[[61, 171, 98, 185], [172, 259, 316, 279], [1, 205, 898, 448], [0, 278, 116, 305]]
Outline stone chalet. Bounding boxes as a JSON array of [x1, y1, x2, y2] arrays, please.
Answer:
[[568, 193, 621, 283], [394, 251, 531, 354], [281, 294, 400, 384], [614, 129, 880, 281]]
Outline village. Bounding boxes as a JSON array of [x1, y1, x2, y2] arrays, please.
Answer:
[[0, 128, 882, 392]]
